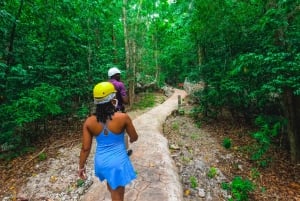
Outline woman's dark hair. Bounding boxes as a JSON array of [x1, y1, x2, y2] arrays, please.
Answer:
[[95, 102, 116, 123]]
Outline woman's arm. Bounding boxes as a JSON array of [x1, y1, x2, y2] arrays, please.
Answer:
[[78, 118, 93, 179], [125, 115, 138, 143]]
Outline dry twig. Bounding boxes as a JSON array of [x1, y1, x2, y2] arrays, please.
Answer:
[[22, 148, 46, 168], [49, 139, 80, 150]]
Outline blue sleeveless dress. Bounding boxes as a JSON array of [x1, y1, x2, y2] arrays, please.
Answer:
[[94, 125, 136, 189]]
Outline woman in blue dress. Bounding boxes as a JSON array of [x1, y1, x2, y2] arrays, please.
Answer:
[[78, 82, 138, 201]]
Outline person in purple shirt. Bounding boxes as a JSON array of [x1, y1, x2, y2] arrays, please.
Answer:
[[108, 67, 129, 113], [108, 67, 132, 156]]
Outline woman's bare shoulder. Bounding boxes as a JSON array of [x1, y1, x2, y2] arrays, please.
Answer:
[[84, 115, 97, 125], [114, 112, 129, 117], [113, 112, 131, 123]]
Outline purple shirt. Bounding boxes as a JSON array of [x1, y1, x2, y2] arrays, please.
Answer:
[[109, 79, 127, 111]]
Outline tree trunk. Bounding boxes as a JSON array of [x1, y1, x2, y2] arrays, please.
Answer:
[[153, 33, 159, 83], [283, 89, 300, 163], [129, 39, 136, 105], [6, 0, 25, 66], [197, 44, 204, 66], [270, 1, 300, 163], [129, 0, 143, 105], [122, 0, 134, 106], [122, 0, 129, 70], [112, 25, 118, 63], [122, 0, 144, 106]]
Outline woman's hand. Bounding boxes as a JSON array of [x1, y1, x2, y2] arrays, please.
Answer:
[[78, 166, 87, 180]]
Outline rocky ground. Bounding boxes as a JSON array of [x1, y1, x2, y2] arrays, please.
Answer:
[[163, 99, 300, 201], [0, 91, 300, 201]]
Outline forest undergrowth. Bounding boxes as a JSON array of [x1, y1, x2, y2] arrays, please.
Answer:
[[163, 99, 300, 201]]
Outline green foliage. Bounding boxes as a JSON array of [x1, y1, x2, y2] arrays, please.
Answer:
[[190, 105, 202, 119], [195, 121, 202, 128], [207, 167, 217, 179], [260, 186, 266, 193], [250, 168, 260, 180], [181, 156, 191, 164], [76, 104, 89, 119], [76, 179, 85, 187], [38, 152, 47, 161], [181, 0, 300, 161], [0, 144, 36, 161], [1, 0, 127, 158], [131, 93, 156, 110], [190, 133, 199, 140], [223, 138, 232, 149], [17, 83, 62, 124], [222, 176, 255, 201], [230, 52, 300, 99], [171, 122, 179, 130], [251, 115, 286, 166], [189, 176, 198, 189], [188, 0, 299, 120], [1, 0, 299, 163], [0, 83, 63, 157], [178, 108, 185, 115]]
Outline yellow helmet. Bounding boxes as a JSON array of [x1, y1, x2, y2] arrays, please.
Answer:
[[93, 82, 116, 104]]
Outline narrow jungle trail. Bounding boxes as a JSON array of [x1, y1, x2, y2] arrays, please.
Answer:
[[13, 89, 189, 201]]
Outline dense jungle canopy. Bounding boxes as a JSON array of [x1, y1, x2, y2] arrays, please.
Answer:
[[0, 0, 300, 164]]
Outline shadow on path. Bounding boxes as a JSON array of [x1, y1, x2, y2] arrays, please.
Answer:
[[81, 89, 187, 201]]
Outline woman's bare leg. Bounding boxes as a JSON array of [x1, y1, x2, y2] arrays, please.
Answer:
[[107, 183, 125, 201]]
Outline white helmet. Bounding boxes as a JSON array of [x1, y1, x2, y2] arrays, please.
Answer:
[[108, 67, 121, 77]]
